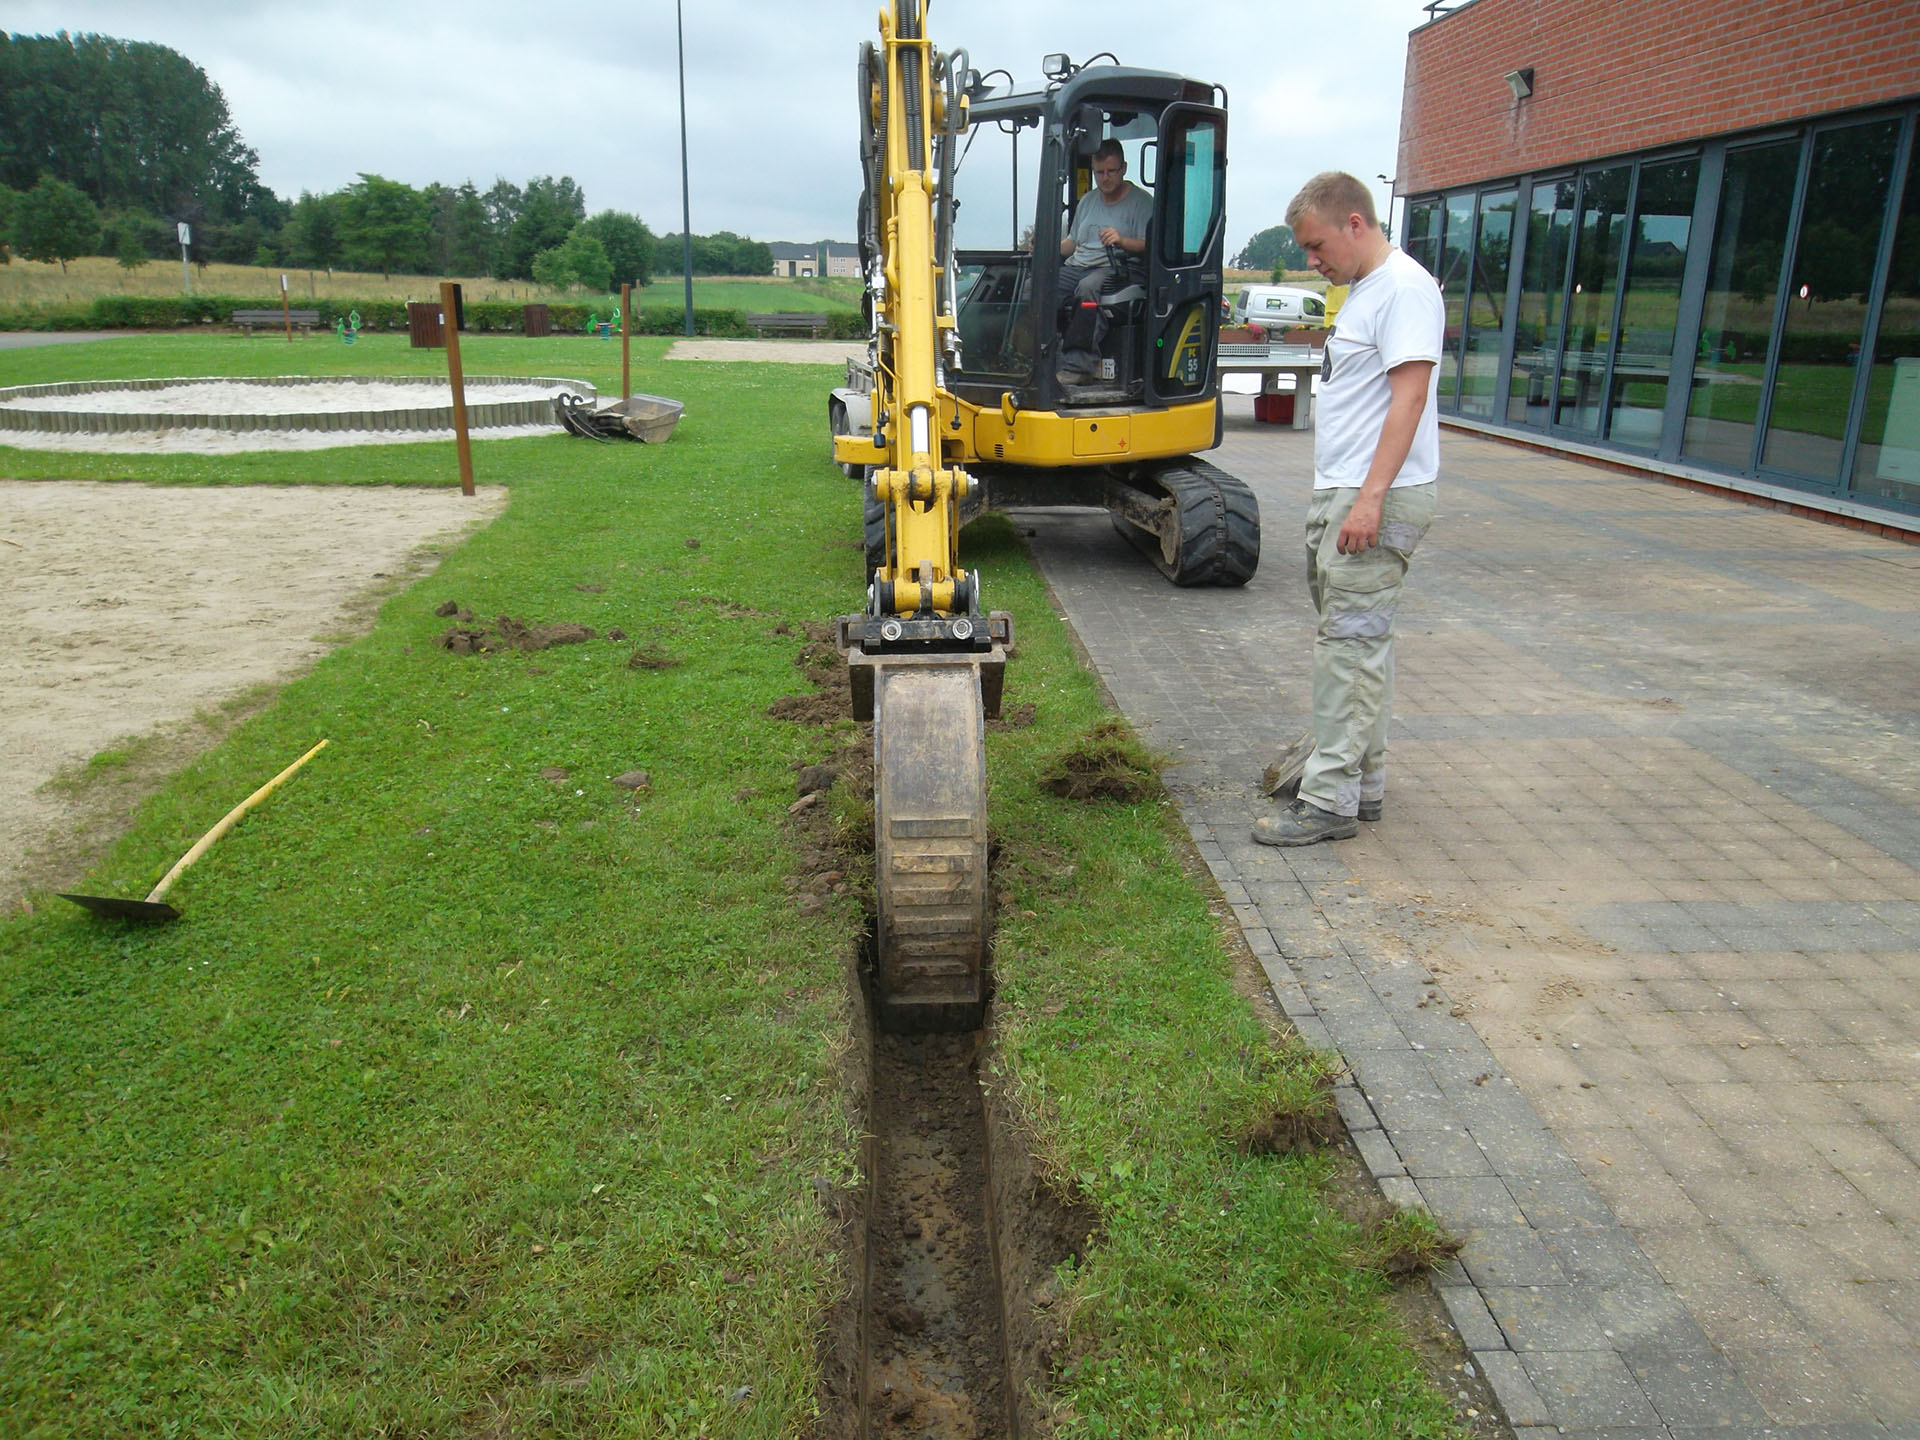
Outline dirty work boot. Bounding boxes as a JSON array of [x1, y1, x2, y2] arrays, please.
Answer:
[[1358, 798, 1383, 822], [1260, 730, 1315, 799], [1253, 798, 1358, 846]]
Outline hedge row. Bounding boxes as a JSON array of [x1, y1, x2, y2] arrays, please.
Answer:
[[0, 294, 868, 340]]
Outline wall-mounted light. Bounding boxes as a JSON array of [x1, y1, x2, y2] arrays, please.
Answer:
[[1505, 67, 1535, 101]]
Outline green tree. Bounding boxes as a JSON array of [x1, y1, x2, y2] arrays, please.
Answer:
[[1232, 224, 1305, 273], [286, 191, 341, 273], [0, 184, 17, 262], [499, 174, 586, 279], [14, 175, 99, 272], [0, 33, 271, 225], [653, 230, 774, 276], [532, 232, 612, 292], [577, 209, 654, 287], [339, 173, 430, 278], [113, 217, 148, 269], [430, 181, 492, 276]]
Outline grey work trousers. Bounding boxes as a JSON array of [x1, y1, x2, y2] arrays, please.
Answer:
[[1297, 481, 1436, 818]]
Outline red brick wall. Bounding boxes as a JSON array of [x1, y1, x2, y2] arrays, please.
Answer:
[[1398, 0, 1920, 195]]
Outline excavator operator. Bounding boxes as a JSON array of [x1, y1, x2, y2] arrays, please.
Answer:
[[1055, 137, 1151, 385]]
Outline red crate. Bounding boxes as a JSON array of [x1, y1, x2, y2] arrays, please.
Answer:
[[1254, 392, 1295, 424]]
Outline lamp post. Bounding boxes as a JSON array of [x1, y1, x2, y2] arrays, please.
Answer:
[[677, 0, 695, 338]]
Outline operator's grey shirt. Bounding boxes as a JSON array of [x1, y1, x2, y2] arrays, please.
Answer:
[[1066, 182, 1153, 269]]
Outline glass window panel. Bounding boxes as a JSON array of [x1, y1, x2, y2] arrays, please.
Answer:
[[1460, 189, 1517, 419], [1851, 129, 1920, 508], [1606, 158, 1699, 449], [1683, 140, 1799, 470], [1437, 193, 1475, 408], [1556, 166, 1631, 435], [1158, 112, 1223, 266], [1404, 200, 1441, 278], [1761, 120, 1900, 480], [1510, 178, 1576, 427]]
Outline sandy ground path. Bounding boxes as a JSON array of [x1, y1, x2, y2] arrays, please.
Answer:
[[0, 480, 507, 909]]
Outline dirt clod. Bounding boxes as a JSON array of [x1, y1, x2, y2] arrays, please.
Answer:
[[627, 649, 680, 670], [797, 764, 839, 798], [434, 599, 461, 617], [439, 615, 596, 654], [539, 766, 570, 785], [611, 770, 651, 792], [684, 537, 701, 549], [606, 627, 627, 641], [987, 700, 1037, 732], [1040, 718, 1162, 803]]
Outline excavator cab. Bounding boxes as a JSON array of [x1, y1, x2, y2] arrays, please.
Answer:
[[952, 69, 1227, 417]]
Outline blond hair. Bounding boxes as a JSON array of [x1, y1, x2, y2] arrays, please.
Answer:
[[1285, 171, 1379, 232]]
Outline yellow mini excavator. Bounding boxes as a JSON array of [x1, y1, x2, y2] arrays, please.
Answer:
[[833, 1, 1253, 1030]]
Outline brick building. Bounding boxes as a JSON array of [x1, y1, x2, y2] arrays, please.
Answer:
[[1395, 0, 1920, 527]]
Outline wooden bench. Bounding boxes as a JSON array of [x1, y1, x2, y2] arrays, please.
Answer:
[[744, 311, 831, 338], [232, 308, 321, 335]]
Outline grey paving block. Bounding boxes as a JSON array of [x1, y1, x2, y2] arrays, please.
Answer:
[[1460, 1225, 1575, 1289], [1352, 1126, 1405, 1179], [1317, 998, 1412, 1051], [1394, 1125, 1494, 1178], [1540, 1227, 1665, 1287], [1417, 1176, 1526, 1229], [1483, 1283, 1613, 1351], [1470, 1115, 1584, 1179], [1508, 1175, 1621, 1231], [1377, 1174, 1424, 1212], [1580, 1281, 1707, 1355], [1519, 1347, 1664, 1429], [1474, 1347, 1555, 1428], [1332, 1083, 1380, 1133], [1438, 1282, 1508, 1352], [1628, 1347, 1767, 1428]]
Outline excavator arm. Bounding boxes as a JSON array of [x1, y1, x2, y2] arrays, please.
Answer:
[[840, 0, 1011, 1031]]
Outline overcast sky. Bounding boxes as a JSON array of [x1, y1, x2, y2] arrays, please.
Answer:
[[11, 0, 1428, 259]]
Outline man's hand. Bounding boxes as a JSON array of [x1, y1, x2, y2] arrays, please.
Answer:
[[1337, 493, 1383, 553], [1097, 227, 1139, 252]]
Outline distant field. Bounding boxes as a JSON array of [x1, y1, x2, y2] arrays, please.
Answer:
[[640, 275, 862, 312], [0, 257, 862, 312]]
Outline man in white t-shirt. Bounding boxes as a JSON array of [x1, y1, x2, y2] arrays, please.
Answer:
[[1255, 171, 1443, 847], [1055, 139, 1153, 384]]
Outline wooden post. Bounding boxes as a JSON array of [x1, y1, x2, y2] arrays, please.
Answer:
[[441, 281, 475, 497], [620, 282, 632, 400], [280, 273, 293, 342]]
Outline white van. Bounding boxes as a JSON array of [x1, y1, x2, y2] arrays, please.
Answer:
[[1231, 285, 1327, 330]]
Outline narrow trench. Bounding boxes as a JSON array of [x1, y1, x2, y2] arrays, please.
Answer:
[[861, 1024, 1011, 1439]]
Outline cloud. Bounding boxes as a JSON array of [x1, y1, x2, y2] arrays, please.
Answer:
[[8, 0, 1420, 248]]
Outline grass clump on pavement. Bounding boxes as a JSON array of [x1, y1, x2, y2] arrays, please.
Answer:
[[0, 333, 1471, 1437]]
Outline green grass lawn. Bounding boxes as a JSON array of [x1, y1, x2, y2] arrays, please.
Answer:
[[0, 335, 1470, 1437], [635, 277, 861, 314]]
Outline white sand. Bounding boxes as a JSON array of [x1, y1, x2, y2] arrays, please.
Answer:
[[1, 378, 576, 414], [0, 480, 508, 909], [0, 422, 560, 454]]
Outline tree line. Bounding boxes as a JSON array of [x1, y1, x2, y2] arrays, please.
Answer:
[[0, 30, 778, 287]]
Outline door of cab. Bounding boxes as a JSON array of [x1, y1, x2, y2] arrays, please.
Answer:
[[1147, 103, 1227, 405]]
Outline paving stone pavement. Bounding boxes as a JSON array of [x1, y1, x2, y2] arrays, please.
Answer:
[[1010, 398, 1920, 1439]]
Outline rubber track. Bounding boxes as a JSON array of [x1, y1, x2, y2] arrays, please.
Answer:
[[1113, 459, 1261, 587], [864, 470, 888, 580]]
